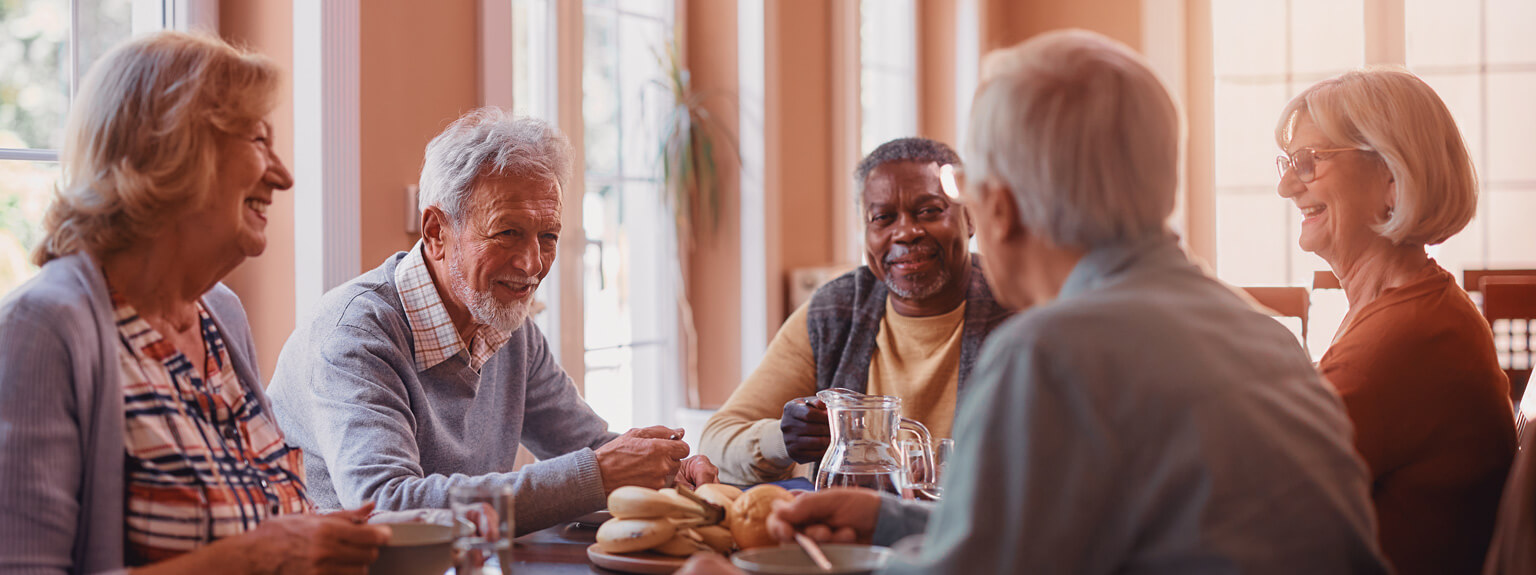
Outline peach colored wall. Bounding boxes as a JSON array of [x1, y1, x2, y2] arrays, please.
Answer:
[[985, 0, 1143, 51], [219, 0, 295, 385], [359, 0, 479, 267], [917, 0, 958, 146], [687, 0, 743, 408], [771, 0, 835, 309], [218, 0, 482, 383]]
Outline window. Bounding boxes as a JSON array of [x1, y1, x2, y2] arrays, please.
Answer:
[[1211, 0, 1363, 289], [1404, 0, 1536, 278], [1209, 0, 1536, 355], [0, 0, 171, 294], [509, 0, 562, 350], [858, 0, 917, 157], [580, 0, 679, 431]]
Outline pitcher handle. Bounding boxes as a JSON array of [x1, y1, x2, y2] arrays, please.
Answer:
[[897, 418, 936, 486]]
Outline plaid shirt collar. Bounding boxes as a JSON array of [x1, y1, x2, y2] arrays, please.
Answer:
[[394, 241, 512, 373]]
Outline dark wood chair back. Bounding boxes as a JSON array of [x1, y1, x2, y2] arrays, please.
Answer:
[[1241, 286, 1310, 343], [1467, 269, 1536, 294], [1313, 270, 1341, 290], [1482, 276, 1536, 404]]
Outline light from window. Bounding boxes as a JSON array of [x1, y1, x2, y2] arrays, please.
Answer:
[[1406, 0, 1536, 278], [580, 0, 679, 432], [858, 0, 917, 157], [0, 0, 136, 295]]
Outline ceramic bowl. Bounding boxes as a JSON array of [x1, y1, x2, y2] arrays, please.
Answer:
[[368, 522, 454, 575], [730, 543, 892, 575]]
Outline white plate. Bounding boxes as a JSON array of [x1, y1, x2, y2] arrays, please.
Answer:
[[573, 509, 612, 527], [585, 543, 687, 574]]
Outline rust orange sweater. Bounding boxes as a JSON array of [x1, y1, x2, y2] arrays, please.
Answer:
[[1319, 264, 1516, 575]]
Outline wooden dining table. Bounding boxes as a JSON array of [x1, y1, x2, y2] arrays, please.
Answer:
[[460, 521, 641, 574]]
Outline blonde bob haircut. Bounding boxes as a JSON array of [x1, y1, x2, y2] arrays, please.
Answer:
[[34, 31, 279, 265], [965, 29, 1179, 249], [1275, 67, 1477, 246]]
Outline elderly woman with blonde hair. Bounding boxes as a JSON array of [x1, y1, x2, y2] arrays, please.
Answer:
[[1275, 68, 1515, 574], [0, 32, 389, 574]]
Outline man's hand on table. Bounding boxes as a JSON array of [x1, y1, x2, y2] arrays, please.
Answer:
[[677, 489, 882, 575], [780, 396, 831, 464], [596, 426, 691, 492], [768, 487, 881, 545], [675, 453, 719, 489]]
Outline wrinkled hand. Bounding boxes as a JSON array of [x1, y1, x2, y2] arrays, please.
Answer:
[[675, 454, 719, 489], [596, 426, 691, 492], [242, 503, 392, 575], [780, 396, 831, 464], [677, 552, 744, 574], [767, 487, 882, 545]]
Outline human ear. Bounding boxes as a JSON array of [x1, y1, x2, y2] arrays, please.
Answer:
[[981, 180, 1024, 241], [422, 206, 451, 261]]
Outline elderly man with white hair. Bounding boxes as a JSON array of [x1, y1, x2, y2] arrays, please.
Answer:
[[681, 30, 1389, 575], [267, 108, 716, 534]]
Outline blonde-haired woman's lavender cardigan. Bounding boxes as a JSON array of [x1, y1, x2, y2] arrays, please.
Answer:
[[0, 253, 266, 575]]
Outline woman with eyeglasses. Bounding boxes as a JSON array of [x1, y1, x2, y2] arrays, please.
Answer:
[[1276, 67, 1515, 575]]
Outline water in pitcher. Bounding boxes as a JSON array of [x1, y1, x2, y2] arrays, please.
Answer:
[[815, 462, 903, 495]]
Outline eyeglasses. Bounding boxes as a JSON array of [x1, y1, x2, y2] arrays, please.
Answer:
[[1276, 147, 1368, 184]]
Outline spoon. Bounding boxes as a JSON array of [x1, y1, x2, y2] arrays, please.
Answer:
[[794, 532, 835, 572]]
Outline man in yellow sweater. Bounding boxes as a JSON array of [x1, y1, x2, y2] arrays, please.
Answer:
[[700, 138, 1014, 484]]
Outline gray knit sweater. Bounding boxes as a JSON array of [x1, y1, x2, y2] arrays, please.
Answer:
[[266, 252, 617, 534]]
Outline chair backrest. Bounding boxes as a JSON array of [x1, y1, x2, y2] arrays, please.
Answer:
[[1482, 276, 1536, 405], [1313, 270, 1342, 290], [1241, 286, 1310, 343], [1467, 269, 1536, 294]]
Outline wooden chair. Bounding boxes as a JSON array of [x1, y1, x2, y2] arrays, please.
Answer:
[[1313, 270, 1341, 290], [1466, 269, 1536, 294], [1241, 286, 1310, 343], [1482, 276, 1536, 405]]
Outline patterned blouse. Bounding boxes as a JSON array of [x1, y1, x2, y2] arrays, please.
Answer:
[[114, 292, 312, 565]]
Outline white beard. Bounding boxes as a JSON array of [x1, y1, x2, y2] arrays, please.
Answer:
[[447, 257, 535, 333]]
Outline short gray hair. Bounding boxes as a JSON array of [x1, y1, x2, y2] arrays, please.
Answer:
[[1276, 67, 1476, 246], [418, 107, 572, 222], [854, 137, 961, 201], [965, 29, 1179, 249]]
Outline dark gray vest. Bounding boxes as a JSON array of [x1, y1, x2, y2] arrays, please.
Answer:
[[805, 256, 1012, 399]]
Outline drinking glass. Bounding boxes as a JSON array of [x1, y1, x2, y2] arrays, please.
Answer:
[[450, 484, 514, 574], [900, 438, 954, 501]]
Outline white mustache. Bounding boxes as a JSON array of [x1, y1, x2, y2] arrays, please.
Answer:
[[884, 242, 941, 265]]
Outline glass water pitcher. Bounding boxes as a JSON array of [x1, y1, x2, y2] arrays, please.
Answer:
[[813, 387, 935, 496]]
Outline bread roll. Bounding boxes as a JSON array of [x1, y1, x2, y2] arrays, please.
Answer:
[[693, 524, 735, 554], [694, 483, 743, 508], [727, 485, 793, 550], [596, 518, 677, 554]]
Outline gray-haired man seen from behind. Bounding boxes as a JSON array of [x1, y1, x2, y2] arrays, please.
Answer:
[[267, 108, 717, 534], [683, 30, 1389, 575]]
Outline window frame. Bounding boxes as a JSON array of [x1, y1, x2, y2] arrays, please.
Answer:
[[0, 0, 207, 163]]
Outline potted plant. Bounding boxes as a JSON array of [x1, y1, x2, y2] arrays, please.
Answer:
[[656, 36, 737, 406]]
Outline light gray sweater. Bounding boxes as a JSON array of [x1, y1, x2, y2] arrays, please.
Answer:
[[266, 252, 618, 534], [0, 253, 264, 575], [869, 236, 1390, 574]]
